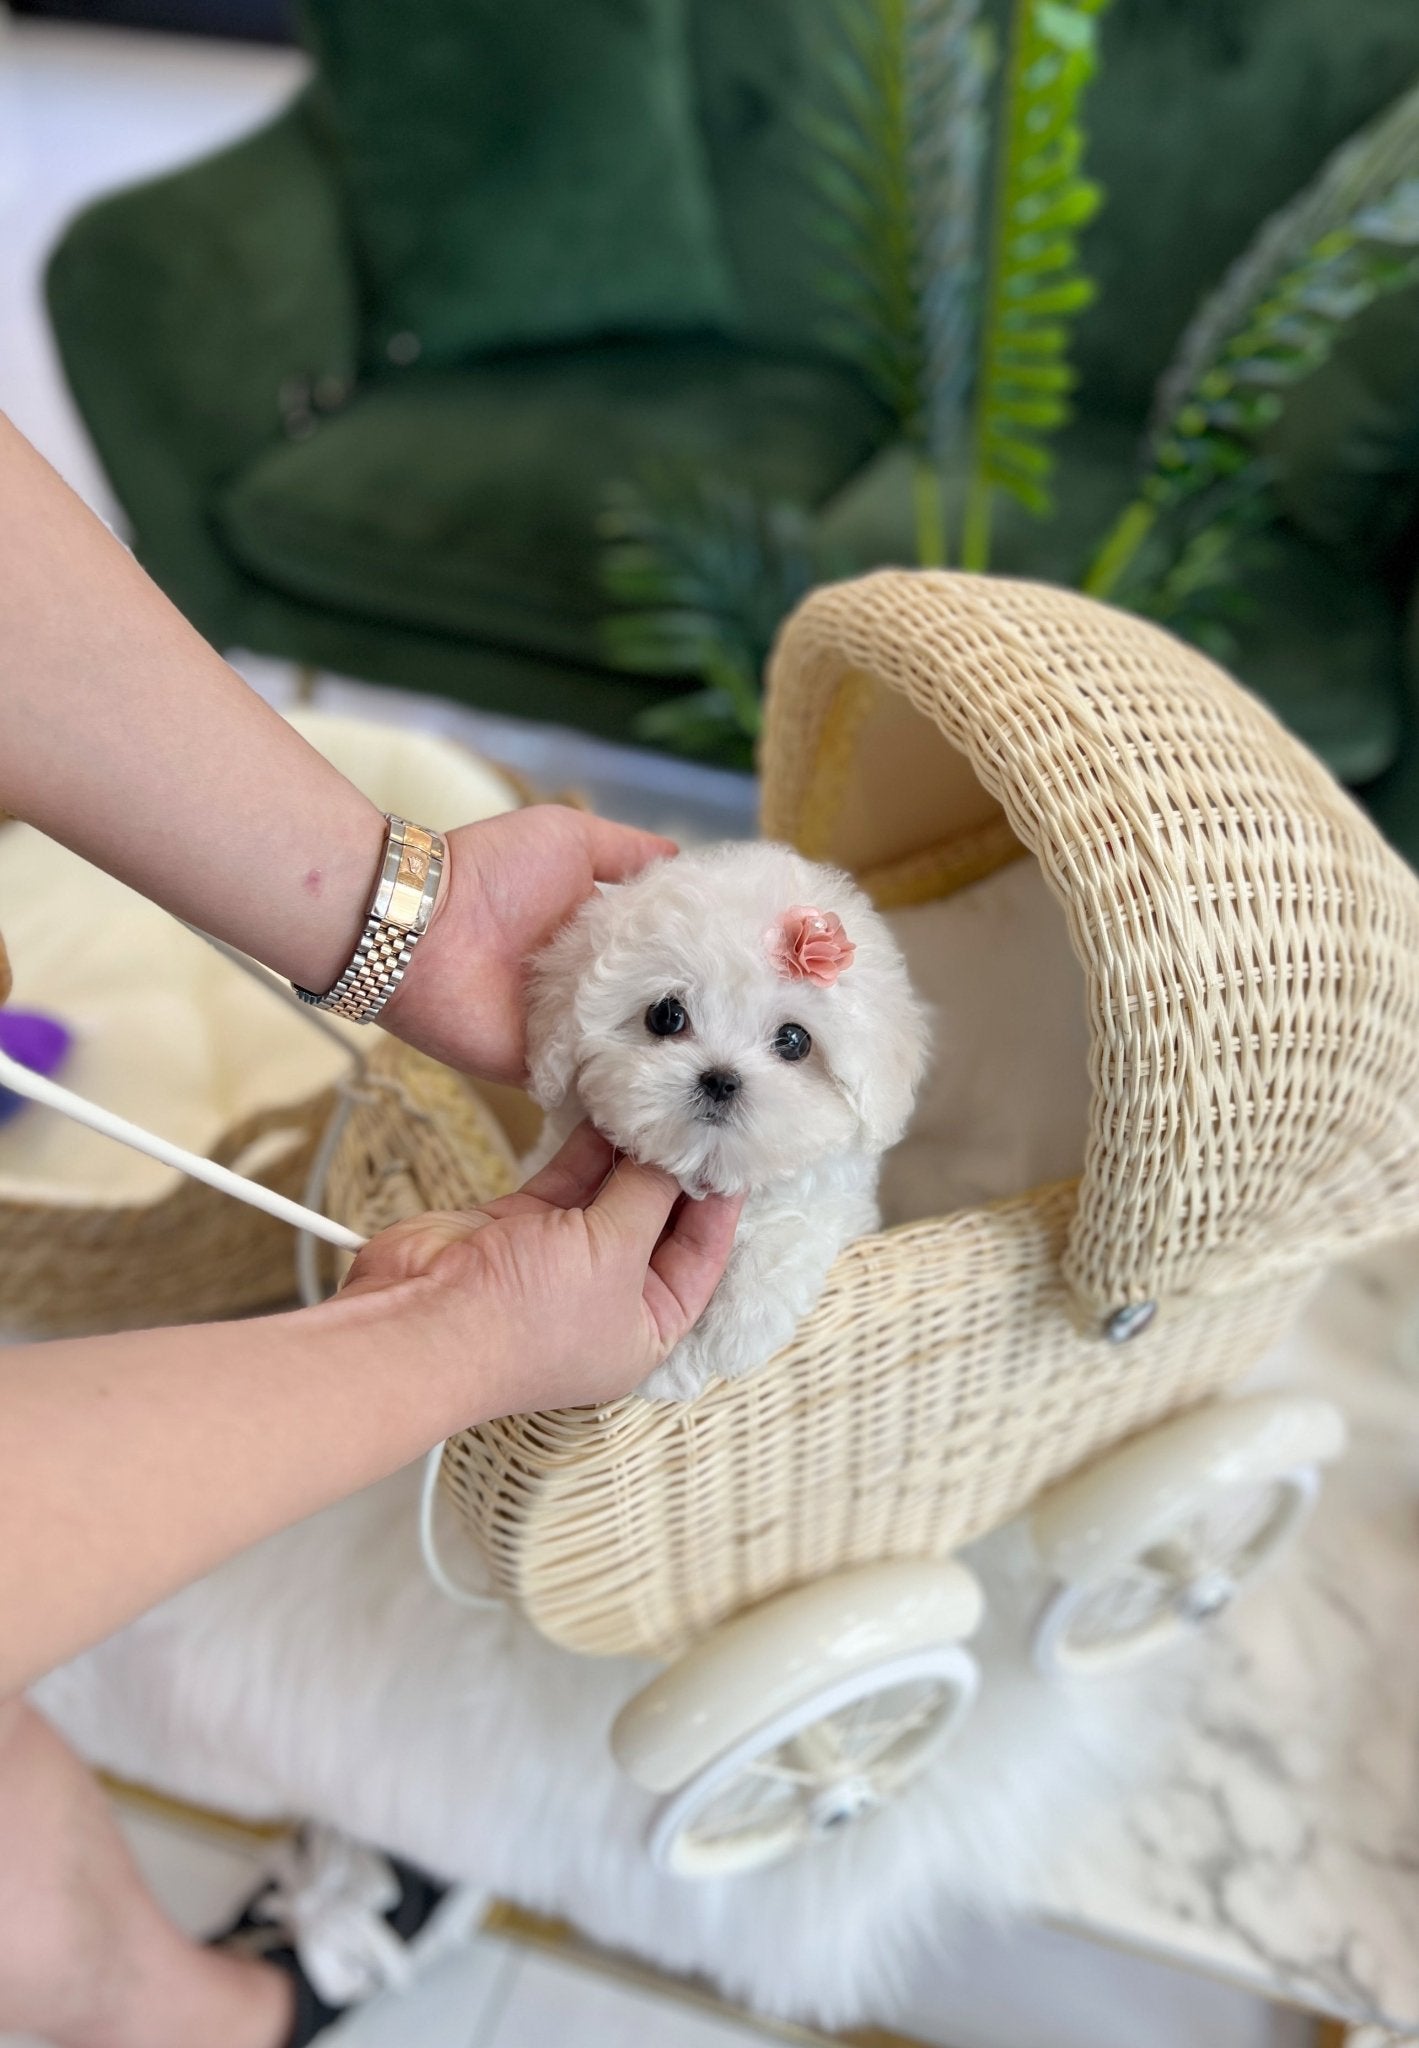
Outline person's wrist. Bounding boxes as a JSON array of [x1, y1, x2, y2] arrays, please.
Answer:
[[284, 797, 388, 996], [294, 811, 447, 1021], [378, 823, 510, 1078], [313, 1261, 516, 1439]]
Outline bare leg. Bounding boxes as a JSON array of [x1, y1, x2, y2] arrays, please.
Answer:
[[0, 1697, 293, 2048]]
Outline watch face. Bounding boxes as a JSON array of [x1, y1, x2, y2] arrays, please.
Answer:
[[387, 826, 442, 932]]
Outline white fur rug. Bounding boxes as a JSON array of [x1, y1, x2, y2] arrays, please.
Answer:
[[35, 1478, 1193, 2029], [28, 854, 1182, 2028], [36, 853, 1396, 2027]]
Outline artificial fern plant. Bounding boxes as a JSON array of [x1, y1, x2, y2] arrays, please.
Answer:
[[599, 472, 824, 766], [961, 0, 1107, 569], [1086, 76, 1419, 606], [600, 3, 1419, 763], [803, 0, 993, 566]]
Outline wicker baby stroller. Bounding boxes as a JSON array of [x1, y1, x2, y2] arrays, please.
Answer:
[[411, 570, 1419, 1878], [11, 577, 1404, 1879]]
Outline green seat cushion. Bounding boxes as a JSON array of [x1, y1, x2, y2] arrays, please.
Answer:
[[300, 0, 732, 372], [215, 340, 888, 668], [819, 416, 1403, 784]]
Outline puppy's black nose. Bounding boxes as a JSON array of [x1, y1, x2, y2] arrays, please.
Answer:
[[698, 1068, 741, 1105]]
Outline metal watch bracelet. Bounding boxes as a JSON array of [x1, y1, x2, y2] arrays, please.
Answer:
[[294, 815, 446, 1024]]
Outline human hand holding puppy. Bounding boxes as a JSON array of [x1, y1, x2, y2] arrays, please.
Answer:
[[379, 831, 924, 1409], [523, 843, 929, 1401], [341, 1120, 743, 1413], [382, 804, 678, 1085]]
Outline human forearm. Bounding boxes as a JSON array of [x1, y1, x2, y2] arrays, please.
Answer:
[[0, 1121, 740, 1692], [0, 1286, 481, 1692], [0, 414, 382, 992]]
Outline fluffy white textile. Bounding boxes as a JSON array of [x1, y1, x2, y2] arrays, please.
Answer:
[[35, 1488, 1187, 2027], [30, 852, 1210, 2024]]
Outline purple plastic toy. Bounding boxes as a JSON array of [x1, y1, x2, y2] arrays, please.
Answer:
[[0, 1010, 73, 1122]]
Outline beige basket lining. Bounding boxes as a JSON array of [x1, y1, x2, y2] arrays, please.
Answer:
[[762, 572, 1419, 1318], [794, 666, 1021, 894]]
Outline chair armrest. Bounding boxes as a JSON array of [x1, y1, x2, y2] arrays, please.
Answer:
[[45, 94, 359, 626]]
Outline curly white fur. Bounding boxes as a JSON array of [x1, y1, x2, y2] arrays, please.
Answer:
[[523, 843, 930, 1400]]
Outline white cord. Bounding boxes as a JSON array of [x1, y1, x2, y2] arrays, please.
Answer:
[[0, 1047, 368, 1254], [296, 1088, 363, 1307], [417, 1442, 505, 1610], [4, 933, 502, 1608], [180, 927, 373, 1290]]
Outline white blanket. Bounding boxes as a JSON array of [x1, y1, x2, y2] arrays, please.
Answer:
[[19, 839, 1289, 2025], [34, 1480, 1188, 2028]]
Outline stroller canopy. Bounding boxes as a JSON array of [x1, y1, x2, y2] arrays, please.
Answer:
[[763, 570, 1419, 1325]]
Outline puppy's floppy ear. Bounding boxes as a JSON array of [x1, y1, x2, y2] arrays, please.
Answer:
[[524, 892, 607, 1110], [824, 927, 931, 1152]]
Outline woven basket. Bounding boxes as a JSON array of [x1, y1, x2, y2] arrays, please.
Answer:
[[0, 847, 346, 1331], [0, 1069, 345, 1335], [437, 571, 1419, 1662], [0, 715, 520, 1335], [317, 1033, 521, 1260]]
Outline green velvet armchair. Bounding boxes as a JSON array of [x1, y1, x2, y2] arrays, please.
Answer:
[[45, 0, 1419, 855]]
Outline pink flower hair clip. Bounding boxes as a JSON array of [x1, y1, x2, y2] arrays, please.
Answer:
[[767, 905, 856, 988]]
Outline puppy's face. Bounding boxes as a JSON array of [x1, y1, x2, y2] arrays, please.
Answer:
[[526, 845, 928, 1195]]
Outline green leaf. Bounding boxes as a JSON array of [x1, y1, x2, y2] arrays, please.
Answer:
[[993, 360, 1077, 391], [999, 276, 1096, 315], [962, 0, 1112, 567], [983, 432, 1055, 477], [598, 470, 825, 752], [1035, 0, 1098, 51], [1012, 181, 1101, 233], [1087, 72, 1419, 604], [990, 322, 1070, 355], [806, 0, 994, 558], [632, 691, 758, 771]]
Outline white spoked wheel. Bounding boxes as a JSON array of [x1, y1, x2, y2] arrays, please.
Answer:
[[612, 1558, 982, 1880], [1034, 1467, 1318, 1676], [1030, 1393, 1347, 1679], [648, 1645, 977, 1878]]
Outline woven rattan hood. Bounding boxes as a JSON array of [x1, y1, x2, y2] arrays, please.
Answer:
[[761, 570, 1419, 1325]]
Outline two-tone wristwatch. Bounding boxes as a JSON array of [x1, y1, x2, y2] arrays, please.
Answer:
[[294, 814, 446, 1023]]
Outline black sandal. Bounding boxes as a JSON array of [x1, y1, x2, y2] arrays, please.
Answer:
[[210, 1824, 482, 2047]]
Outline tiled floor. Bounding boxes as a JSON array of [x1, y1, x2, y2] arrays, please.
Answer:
[[0, 18, 1330, 2048]]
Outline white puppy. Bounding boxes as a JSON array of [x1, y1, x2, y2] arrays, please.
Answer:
[[524, 842, 929, 1401]]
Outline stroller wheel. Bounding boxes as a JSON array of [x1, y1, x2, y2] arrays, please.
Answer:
[[645, 1645, 976, 1878], [611, 1559, 981, 1878], [1029, 1392, 1346, 1678]]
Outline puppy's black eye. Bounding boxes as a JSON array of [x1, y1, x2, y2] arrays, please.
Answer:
[[645, 997, 688, 1038], [773, 1022, 812, 1062]]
